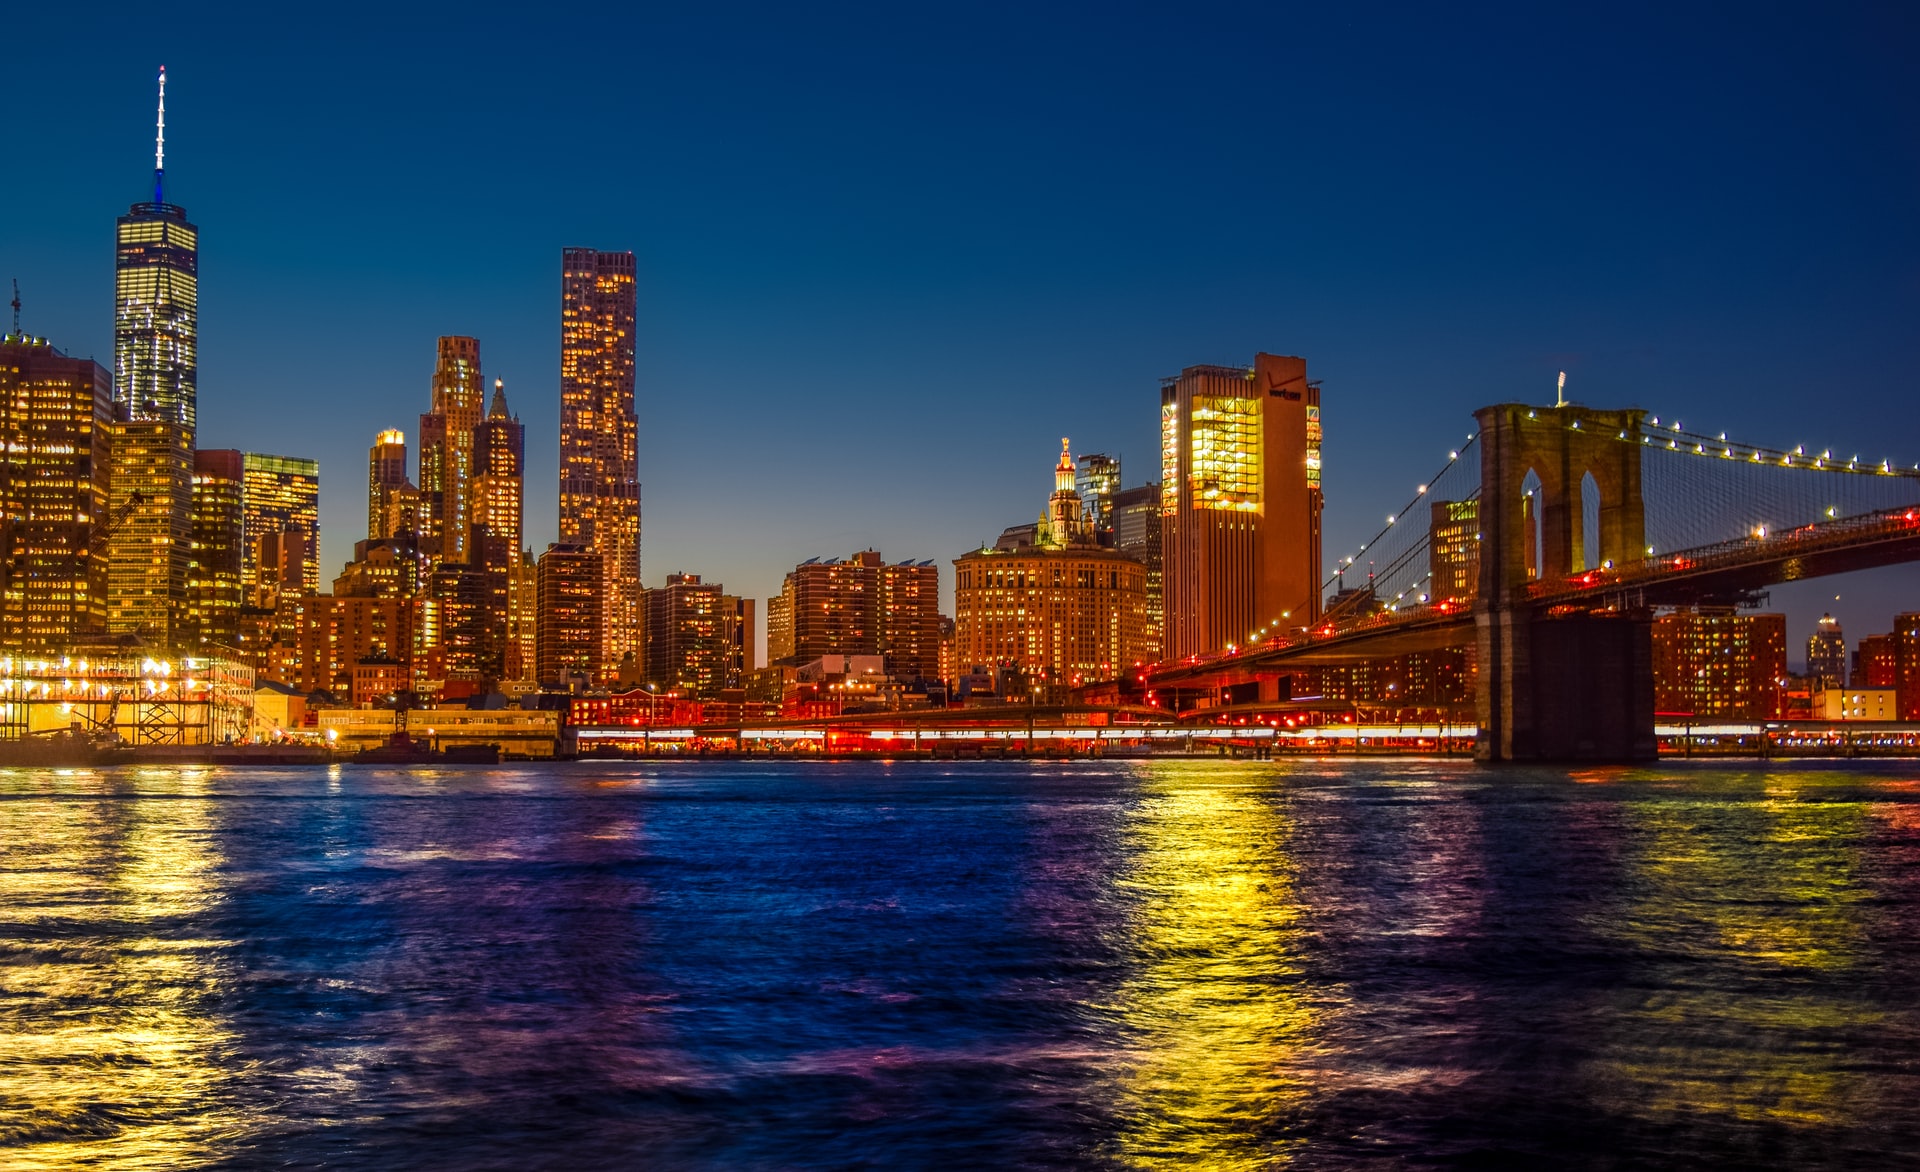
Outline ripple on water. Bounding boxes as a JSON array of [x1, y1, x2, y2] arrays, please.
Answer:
[[0, 759, 1916, 1169]]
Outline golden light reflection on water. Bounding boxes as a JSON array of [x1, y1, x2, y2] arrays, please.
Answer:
[[0, 769, 248, 1168], [1105, 762, 1315, 1169], [1591, 773, 1877, 1129]]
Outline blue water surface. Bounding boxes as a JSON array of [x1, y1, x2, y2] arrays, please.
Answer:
[[2, 758, 1918, 1169]]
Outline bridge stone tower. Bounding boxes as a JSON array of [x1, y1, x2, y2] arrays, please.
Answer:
[[1475, 403, 1657, 762]]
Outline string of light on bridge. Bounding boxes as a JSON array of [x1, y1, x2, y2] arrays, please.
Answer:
[[1536, 406, 1920, 479], [1242, 431, 1482, 648]]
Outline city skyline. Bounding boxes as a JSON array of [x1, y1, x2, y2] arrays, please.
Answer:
[[3, 7, 1916, 655]]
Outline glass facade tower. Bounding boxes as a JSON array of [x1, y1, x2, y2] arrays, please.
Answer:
[[106, 68, 198, 646], [241, 453, 320, 596], [113, 203, 198, 439]]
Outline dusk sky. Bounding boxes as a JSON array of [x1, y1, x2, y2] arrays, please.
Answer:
[[6, 1, 1917, 661]]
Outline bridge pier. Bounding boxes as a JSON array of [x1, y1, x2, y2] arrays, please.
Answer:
[[1477, 608, 1655, 762], [1475, 403, 1657, 762]]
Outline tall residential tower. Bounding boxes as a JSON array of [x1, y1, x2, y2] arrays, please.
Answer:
[[559, 248, 640, 678]]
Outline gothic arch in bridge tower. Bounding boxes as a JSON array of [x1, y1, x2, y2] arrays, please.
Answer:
[[1580, 471, 1603, 573], [1476, 404, 1648, 601]]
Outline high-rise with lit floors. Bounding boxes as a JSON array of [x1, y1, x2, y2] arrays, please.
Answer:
[[1651, 609, 1788, 720], [106, 419, 192, 640], [769, 551, 942, 680], [560, 248, 640, 678], [107, 68, 196, 645], [1111, 484, 1163, 656], [1160, 353, 1323, 659], [642, 573, 733, 699], [242, 453, 319, 596], [419, 336, 484, 568], [185, 448, 245, 652], [0, 336, 111, 649], [1807, 613, 1847, 691], [1075, 453, 1121, 537], [473, 379, 525, 681], [537, 542, 603, 688], [185, 447, 247, 653], [368, 428, 411, 540], [472, 380, 523, 574]]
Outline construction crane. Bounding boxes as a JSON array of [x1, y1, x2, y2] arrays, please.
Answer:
[[87, 491, 147, 560]]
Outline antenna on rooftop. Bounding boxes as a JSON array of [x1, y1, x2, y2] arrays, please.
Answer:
[[154, 66, 166, 204], [9, 280, 18, 336]]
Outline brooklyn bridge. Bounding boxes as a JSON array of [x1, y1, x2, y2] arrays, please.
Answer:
[[1126, 397, 1920, 762]]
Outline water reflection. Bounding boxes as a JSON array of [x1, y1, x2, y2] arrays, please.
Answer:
[[0, 769, 245, 1169], [1, 761, 1916, 1168], [214, 766, 671, 1167], [1591, 772, 1877, 1130], [1106, 762, 1314, 1168]]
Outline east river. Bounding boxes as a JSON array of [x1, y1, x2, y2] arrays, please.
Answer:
[[2, 759, 1918, 1169]]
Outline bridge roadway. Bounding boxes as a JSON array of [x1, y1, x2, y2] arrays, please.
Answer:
[[1527, 505, 1920, 607], [1144, 504, 1920, 693]]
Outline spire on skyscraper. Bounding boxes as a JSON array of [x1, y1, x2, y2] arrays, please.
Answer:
[[116, 65, 199, 435], [490, 377, 510, 419], [154, 66, 166, 205]]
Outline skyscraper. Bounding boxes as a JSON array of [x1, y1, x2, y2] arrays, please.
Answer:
[[1075, 453, 1121, 536], [472, 379, 524, 681], [186, 448, 245, 652], [504, 552, 537, 687], [242, 453, 320, 596], [536, 542, 603, 688], [1160, 353, 1323, 659], [368, 428, 410, 540], [105, 419, 192, 641], [1428, 499, 1480, 605], [472, 380, 523, 575], [560, 248, 641, 677], [419, 565, 489, 693], [419, 336, 484, 568], [114, 68, 198, 440], [0, 336, 111, 649], [1111, 483, 1163, 656], [107, 68, 197, 646], [1807, 613, 1846, 691]]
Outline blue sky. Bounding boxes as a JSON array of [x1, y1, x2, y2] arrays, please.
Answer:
[[6, 1, 1917, 663]]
